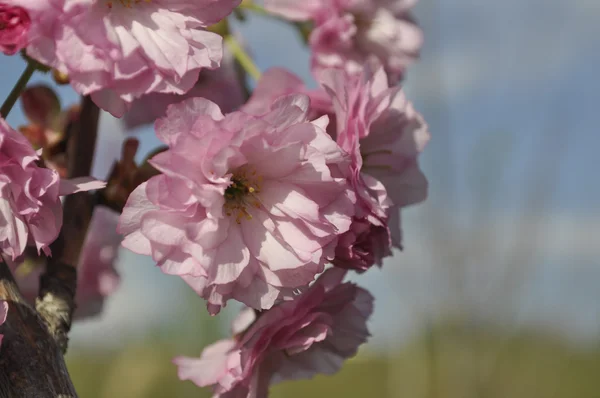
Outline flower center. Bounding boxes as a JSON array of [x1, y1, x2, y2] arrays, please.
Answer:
[[224, 166, 262, 224], [106, 0, 151, 9]]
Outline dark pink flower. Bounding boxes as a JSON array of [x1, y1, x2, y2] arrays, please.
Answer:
[[320, 64, 429, 264], [0, 3, 31, 55], [174, 268, 373, 397], [333, 218, 391, 272]]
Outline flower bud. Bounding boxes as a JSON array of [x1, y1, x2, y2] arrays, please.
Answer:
[[20, 84, 61, 129], [52, 69, 70, 85], [0, 4, 31, 55]]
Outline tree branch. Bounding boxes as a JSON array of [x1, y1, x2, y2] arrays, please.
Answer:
[[0, 261, 78, 397], [37, 95, 99, 354], [0, 86, 99, 398]]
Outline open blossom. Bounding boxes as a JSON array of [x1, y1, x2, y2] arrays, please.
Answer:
[[0, 3, 31, 55], [118, 95, 355, 314], [14, 206, 121, 320], [22, 0, 241, 117], [265, 0, 422, 83], [124, 47, 247, 130], [0, 117, 105, 261], [321, 64, 429, 253], [0, 301, 7, 348], [243, 68, 332, 119], [174, 268, 373, 397], [241, 65, 421, 271], [242, 67, 338, 140]]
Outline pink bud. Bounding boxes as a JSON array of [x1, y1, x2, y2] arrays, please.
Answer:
[[20, 85, 62, 129], [0, 3, 31, 56]]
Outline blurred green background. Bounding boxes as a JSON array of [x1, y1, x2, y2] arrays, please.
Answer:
[[67, 323, 600, 398]]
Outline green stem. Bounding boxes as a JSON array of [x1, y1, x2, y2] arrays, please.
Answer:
[[1, 61, 36, 119], [225, 35, 261, 81]]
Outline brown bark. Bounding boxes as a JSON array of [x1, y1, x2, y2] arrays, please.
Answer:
[[0, 262, 78, 397], [36, 96, 99, 354]]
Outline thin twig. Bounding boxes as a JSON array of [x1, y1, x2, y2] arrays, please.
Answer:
[[66, 95, 100, 179], [0, 61, 36, 118], [225, 35, 262, 81]]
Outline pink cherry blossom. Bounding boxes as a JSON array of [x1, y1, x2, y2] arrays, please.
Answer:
[[173, 268, 373, 397], [13, 206, 121, 320], [239, 65, 426, 271], [265, 0, 422, 83], [321, 64, 429, 251], [124, 47, 247, 130], [242, 67, 337, 139], [0, 301, 7, 348], [118, 95, 355, 314], [243, 68, 332, 117], [0, 117, 105, 261], [21, 0, 241, 117], [319, 66, 393, 271], [0, 3, 31, 55]]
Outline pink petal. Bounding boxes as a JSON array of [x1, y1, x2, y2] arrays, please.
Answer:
[[59, 177, 106, 195]]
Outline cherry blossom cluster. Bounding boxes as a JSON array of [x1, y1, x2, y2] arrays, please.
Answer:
[[265, 0, 422, 83], [0, 0, 429, 395]]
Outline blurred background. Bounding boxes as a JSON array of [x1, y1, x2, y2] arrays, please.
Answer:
[[2, 0, 599, 396]]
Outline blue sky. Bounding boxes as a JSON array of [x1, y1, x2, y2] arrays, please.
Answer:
[[0, 0, 598, 350]]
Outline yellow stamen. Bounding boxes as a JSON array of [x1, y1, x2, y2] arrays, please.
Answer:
[[223, 166, 262, 223]]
